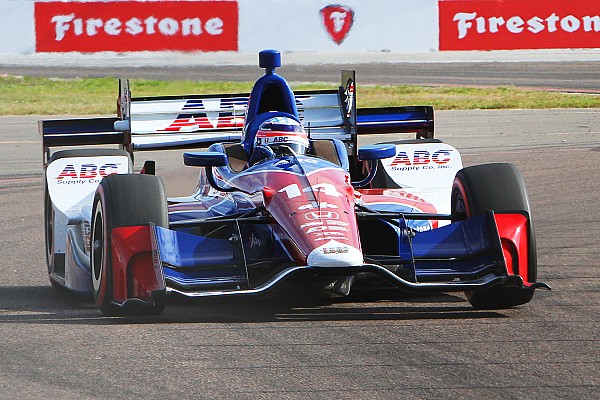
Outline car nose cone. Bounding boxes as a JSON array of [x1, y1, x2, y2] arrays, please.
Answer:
[[306, 239, 363, 267]]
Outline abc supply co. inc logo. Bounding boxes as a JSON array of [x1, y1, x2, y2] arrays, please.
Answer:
[[389, 149, 454, 172], [55, 162, 121, 185], [35, 1, 239, 52], [320, 4, 354, 44]]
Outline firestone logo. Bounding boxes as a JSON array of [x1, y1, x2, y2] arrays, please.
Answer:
[[439, 1, 600, 51], [454, 12, 600, 40], [320, 4, 354, 44], [35, 1, 239, 53], [51, 14, 225, 42]]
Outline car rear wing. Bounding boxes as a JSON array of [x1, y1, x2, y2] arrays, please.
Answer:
[[357, 106, 434, 138], [41, 80, 132, 164], [41, 71, 434, 160], [40, 117, 124, 164], [124, 89, 352, 149]]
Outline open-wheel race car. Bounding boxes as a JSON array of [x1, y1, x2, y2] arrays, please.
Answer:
[[41, 49, 550, 316]]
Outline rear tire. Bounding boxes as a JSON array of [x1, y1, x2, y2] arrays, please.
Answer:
[[44, 148, 131, 289], [91, 174, 168, 316], [451, 163, 537, 309]]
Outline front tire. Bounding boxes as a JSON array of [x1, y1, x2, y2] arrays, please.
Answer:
[[451, 163, 537, 309], [91, 174, 168, 316]]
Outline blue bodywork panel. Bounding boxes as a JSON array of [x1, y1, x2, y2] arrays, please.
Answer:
[[410, 213, 504, 281], [154, 227, 237, 268], [154, 210, 505, 291]]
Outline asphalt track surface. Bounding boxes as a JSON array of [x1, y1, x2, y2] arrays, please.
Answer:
[[2, 61, 600, 93], [0, 62, 599, 398]]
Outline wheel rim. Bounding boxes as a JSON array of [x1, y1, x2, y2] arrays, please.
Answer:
[[91, 202, 104, 294], [454, 193, 467, 219], [451, 178, 470, 221]]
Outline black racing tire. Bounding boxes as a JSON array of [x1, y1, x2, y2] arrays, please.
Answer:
[[91, 173, 168, 316], [44, 148, 131, 288], [451, 163, 537, 309], [47, 148, 132, 165], [44, 183, 56, 275]]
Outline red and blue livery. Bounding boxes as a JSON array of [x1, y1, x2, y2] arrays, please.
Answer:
[[41, 49, 549, 315]]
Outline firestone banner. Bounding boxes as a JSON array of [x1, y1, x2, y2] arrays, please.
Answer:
[[5, 1, 600, 55], [35, 0, 239, 52], [439, 0, 600, 50]]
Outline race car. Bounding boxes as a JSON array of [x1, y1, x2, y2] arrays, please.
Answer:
[[41, 49, 550, 316]]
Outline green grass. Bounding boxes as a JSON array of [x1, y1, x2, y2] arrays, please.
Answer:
[[1, 75, 599, 115]]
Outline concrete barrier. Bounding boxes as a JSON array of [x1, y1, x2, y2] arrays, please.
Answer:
[[1, 0, 438, 54], [238, 0, 438, 53], [1, 1, 599, 55], [0, 1, 35, 54]]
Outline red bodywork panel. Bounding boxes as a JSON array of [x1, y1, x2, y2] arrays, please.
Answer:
[[494, 213, 532, 284], [260, 167, 360, 265], [357, 188, 440, 229], [111, 226, 165, 305]]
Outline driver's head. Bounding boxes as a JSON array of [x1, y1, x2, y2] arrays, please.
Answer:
[[255, 116, 308, 156]]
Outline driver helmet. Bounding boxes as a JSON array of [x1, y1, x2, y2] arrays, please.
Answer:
[[254, 116, 309, 156]]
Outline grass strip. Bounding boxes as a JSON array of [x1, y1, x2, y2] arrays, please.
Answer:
[[1, 75, 599, 115]]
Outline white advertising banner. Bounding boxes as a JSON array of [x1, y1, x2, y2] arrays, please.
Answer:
[[238, 0, 438, 53], [0, 1, 35, 54], [3, 1, 600, 55], [0, 0, 438, 54]]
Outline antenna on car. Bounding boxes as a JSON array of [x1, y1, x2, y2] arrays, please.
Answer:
[[259, 49, 281, 74]]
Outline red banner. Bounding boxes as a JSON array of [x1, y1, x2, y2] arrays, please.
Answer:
[[35, 1, 238, 52], [439, 0, 600, 51]]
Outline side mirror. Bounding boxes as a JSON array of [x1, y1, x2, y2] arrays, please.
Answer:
[[183, 151, 240, 193], [184, 152, 228, 167], [357, 144, 396, 161]]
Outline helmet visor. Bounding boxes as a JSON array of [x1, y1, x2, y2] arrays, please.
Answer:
[[255, 130, 309, 156]]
